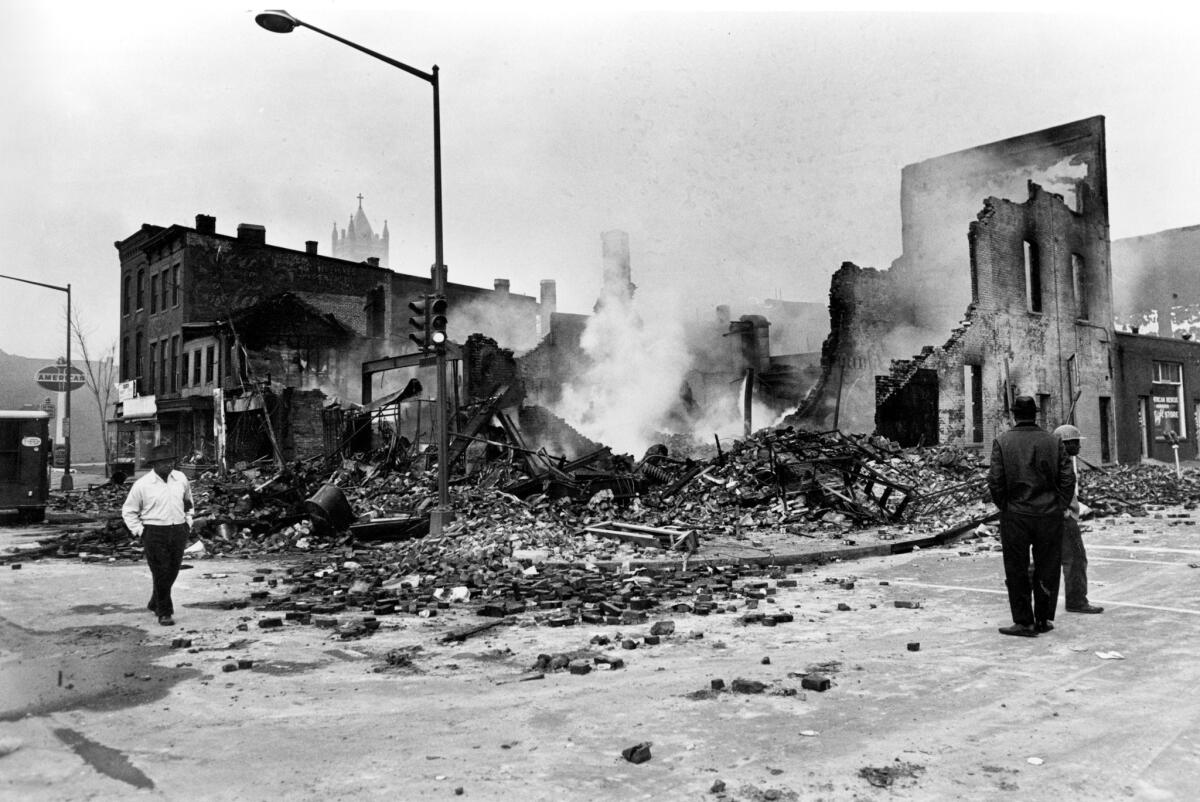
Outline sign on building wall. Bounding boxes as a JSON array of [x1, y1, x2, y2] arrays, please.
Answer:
[[1152, 384, 1182, 441]]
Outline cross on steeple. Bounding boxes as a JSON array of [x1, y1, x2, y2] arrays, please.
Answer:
[[357, 193, 364, 208]]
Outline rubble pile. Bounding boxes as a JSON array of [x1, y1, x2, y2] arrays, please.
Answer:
[[1080, 464, 1200, 516], [42, 427, 993, 566], [244, 555, 813, 633]]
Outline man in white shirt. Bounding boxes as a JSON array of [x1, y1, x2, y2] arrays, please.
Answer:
[[121, 444, 194, 626]]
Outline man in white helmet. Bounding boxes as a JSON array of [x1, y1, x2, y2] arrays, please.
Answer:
[[1053, 424, 1103, 615]]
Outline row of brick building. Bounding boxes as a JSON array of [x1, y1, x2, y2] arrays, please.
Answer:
[[109, 117, 1200, 471]]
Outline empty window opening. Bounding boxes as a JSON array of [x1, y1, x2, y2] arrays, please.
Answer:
[[1138, 396, 1150, 458], [1071, 253, 1089, 320], [366, 286, 386, 337], [964, 365, 983, 443], [1024, 240, 1042, 313], [1099, 396, 1112, 462], [205, 345, 216, 384]]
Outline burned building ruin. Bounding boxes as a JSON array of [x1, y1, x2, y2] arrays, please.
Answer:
[[792, 115, 1200, 466], [111, 212, 544, 469]]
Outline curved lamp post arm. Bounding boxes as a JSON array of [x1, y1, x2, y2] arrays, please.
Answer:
[[254, 9, 450, 528]]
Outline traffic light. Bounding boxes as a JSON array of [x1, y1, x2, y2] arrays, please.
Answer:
[[429, 295, 448, 350], [408, 295, 432, 350]]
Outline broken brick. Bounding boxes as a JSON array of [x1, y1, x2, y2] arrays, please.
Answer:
[[621, 742, 652, 764], [801, 675, 831, 692]]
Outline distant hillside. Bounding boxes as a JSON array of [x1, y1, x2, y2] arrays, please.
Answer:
[[0, 349, 108, 462]]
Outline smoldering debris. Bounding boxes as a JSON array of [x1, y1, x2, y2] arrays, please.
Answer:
[[26, 424, 1200, 634]]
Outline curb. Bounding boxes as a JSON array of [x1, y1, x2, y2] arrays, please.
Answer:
[[549, 513, 998, 572]]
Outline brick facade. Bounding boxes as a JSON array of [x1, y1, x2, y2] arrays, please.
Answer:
[[1113, 332, 1200, 463], [114, 214, 541, 464]]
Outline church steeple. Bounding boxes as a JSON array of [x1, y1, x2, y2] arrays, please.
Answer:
[[332, 194, 389, 267]]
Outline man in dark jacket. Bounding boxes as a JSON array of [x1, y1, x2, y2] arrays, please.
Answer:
[[987, 396, 1075, 637]]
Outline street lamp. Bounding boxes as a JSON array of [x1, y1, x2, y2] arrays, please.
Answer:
[[254, 9, 453, 533], [0, 273, 73, 490]]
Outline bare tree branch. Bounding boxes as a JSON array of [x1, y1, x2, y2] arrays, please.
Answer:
[[70, 306, 117, 475]]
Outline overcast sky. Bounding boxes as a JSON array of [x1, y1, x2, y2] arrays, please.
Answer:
[[2, 2, 1198, 362]]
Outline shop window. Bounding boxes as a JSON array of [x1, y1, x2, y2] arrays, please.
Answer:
[[1152, 361, 1186, 441]]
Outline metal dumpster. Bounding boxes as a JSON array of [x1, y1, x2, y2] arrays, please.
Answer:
[[0, 411, 51, 523]]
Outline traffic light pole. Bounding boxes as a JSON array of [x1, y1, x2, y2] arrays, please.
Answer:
[[428, 65, 453, 533]]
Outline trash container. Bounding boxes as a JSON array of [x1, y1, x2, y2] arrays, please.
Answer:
[[305, 484, 357, 532]]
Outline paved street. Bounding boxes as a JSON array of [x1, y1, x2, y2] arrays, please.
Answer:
[[2, 507, 1199, 800]]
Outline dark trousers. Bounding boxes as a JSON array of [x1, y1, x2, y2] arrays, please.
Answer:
[[143, 524, 188, 617], [1061, 517, 1090, 609], [1000, 512, 1062, 626]]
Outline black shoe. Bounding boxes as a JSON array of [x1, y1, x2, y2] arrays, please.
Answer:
[[1035, 621, 1054, 633], [999, 624, 1037, 637], [158, 616, 175, 626], [1066, 604, 1104, 614]]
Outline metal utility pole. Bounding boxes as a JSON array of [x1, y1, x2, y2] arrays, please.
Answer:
[[255, 9, 454, 531], [1, 273, 73, 489]]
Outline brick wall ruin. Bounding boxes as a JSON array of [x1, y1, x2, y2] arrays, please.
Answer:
[[872, 181, 1115, 464], [791, 117, 1115, 463]]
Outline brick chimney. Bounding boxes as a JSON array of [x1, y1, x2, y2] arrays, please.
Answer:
[[305, 241, 318, 255], [236, 223, 266, 245], [366, 257, 380, 267], [494, 279, 511, 295], [540, 279, 557, 336], [195, 214, 216, 234]]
